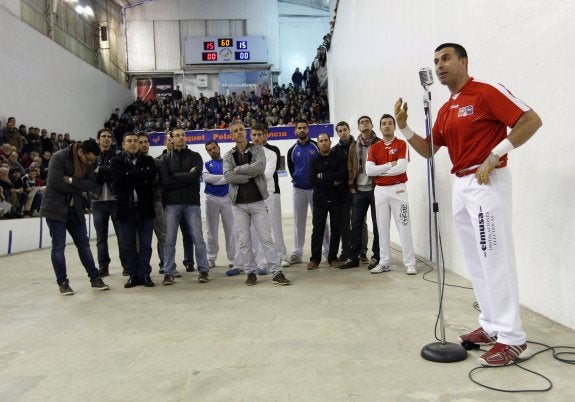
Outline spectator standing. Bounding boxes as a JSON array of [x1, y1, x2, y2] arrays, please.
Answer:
[[366, 114, 416, 275], [40, 140, 109, 295], [291, 68, 304, 92], [287, 120, 329, 264], [92, 129, 126, 277], [111, 132, 157, 288], [223, 121, 291, 286], [307, 133, 346, 269], [158, 128, 209, 285], [202, 140, 237, 270], [339, 116, 381, 269]]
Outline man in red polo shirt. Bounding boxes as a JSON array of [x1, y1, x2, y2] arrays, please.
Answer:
[[395, 43, 542, 367], [366, 114, 416, 275]]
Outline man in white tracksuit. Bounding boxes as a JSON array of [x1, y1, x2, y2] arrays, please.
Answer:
[[202, 140, 237, 270]]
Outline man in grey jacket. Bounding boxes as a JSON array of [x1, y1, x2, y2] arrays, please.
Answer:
[[40, 140, 110, 295], [223, 121, 291, 286]]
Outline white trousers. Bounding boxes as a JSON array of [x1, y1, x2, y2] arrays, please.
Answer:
[[233, 201, 280, 275], [252, 193, 287, 267], [205, 194, 237, 263], [292, 187, 329, 257], [374, 183, 415, 267], [452, 167, 525, 345]]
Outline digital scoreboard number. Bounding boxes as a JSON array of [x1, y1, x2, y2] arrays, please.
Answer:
[[185, 36, 267, 65]]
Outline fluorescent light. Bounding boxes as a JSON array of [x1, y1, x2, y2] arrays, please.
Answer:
[[75, 5, 84, 13], [83, 6, 94, 17]]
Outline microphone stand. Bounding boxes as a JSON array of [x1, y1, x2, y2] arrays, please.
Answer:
[[419, 86, 467, 363]]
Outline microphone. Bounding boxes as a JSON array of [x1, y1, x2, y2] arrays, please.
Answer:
[[419, 67, 434, 88]]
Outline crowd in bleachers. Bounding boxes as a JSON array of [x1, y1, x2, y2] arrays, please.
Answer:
[[104, 81, 329, 143], [0, 117, 76, 219]]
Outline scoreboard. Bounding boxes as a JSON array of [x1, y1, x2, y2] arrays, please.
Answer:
[[184, 36, 268, 65]]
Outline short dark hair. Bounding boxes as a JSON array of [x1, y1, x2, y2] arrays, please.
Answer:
[[205, 140, 219, 148], [379, 114, 396, 126], [122, 132, 138, 141], [169, 127, 185, 137], [251, 123, 268, 133], [137, 131, 148, 138], [295, 119, 308, 127], [97, 128, 112, 139], [357, 115, 372, 125], [79, 139, 101, 156], [9, 167, 20, 175], [335, 121, 349, 130], [435, 43, 468, 59]]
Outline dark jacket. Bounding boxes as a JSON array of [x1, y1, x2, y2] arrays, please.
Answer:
[[94, 148, 118, 199], [158, 147, 203, 205], [40, 147, 98, 222], [309, 150, 347, 206], [331, 137, 355, 192], [110, 151, 157, 221]]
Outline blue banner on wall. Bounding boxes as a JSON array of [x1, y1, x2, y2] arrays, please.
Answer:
[[148, 124, 333, 147]]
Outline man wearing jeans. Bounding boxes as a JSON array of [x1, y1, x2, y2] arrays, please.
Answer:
[[40, 139, 109, 295], [158, 128, 209, 285], [223, 121, 291, 286]]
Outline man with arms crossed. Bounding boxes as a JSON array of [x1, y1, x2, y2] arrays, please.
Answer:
[[395, 43, 542, 366], [307, 133, 346, 269], [252, 123, 291, 268], [158, 128, 210, 285], [223, 121, 291, 286], [366, 114, 416, 275]]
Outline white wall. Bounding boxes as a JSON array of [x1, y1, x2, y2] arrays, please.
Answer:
[[126, 0, 281, 72], [277, 2, 330, 85], [0, 7, 132, 139], [328, 0, 575, 329]]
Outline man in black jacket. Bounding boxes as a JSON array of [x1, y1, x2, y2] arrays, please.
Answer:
[[111, 132, 157, 288], [40, 140, 109, 295], [92, 128, 125, 276], [307, 133, 346, 269], [158, 128, 209, 285]]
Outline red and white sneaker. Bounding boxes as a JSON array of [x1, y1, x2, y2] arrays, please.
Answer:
[[458, 327, 497, 345], [479, 342, 527, 366]]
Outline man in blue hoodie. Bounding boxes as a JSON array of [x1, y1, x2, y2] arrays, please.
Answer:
[[287, 119, 329, 264]]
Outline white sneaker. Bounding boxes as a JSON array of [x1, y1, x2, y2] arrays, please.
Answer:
[[208, 260, 216, 268], [406, 265, 417, 275], [370, 263, 391, 274], [280, 259, 291, 267], [289, 255, 302, 264]]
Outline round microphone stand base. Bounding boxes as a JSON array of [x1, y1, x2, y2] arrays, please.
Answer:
[[421, 341, 468, 363]]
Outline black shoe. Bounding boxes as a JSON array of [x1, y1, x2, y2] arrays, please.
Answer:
[[98, 267, 109, 277], [339, 259, 359, 269], [185, 264, 195, 272], [142, 276, 155, 287], [58, 280, 74, 296], [367, 258, 379, 270], [272, 271, 292, 286], [162, 275, 175, 286], [159, 267, 165, 274], [91, 277, 110, 291], [122, 267, 129, 276], [360, 254, 369, 264], [198, 272, 209, 283], [245, 272, 257, 286], [124, 275, 142, 288]]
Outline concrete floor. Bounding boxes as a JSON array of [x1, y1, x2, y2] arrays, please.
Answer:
[[1, 216, 574, 402]]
